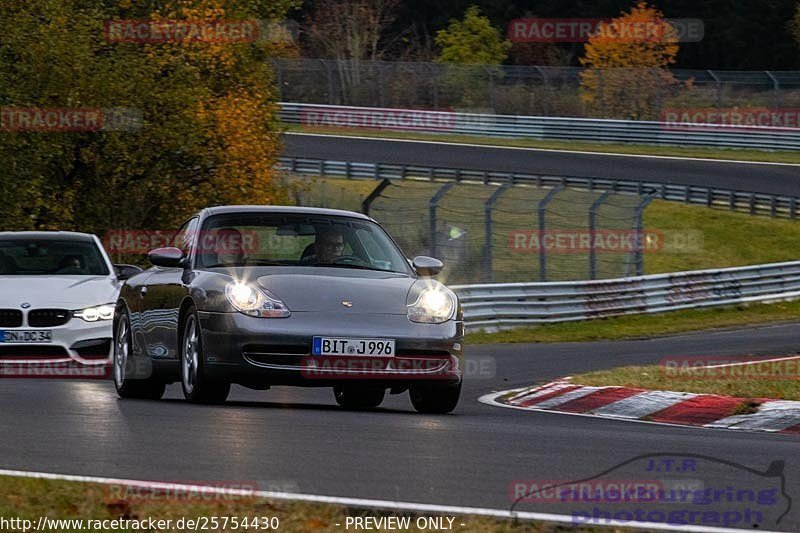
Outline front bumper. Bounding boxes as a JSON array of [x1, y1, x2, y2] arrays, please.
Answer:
[[198, 310, 464, 388], [0, 318, 113, 366]]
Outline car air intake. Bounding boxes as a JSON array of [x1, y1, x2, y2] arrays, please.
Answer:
[[242, 344, 310, 367], [0, 310, 23, 328], [71, 339, 112, 359], [28, 309, 70, 327], [0, 346, 69, 358]]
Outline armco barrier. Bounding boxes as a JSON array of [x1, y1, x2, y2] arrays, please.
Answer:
[[450, 260, 800, 331], [280, 102, 800, 151], [276, 156, 800, 219]]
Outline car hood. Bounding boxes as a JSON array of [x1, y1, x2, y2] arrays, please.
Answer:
[[0, 276, 120, 309], [256, 270, 415, 314]]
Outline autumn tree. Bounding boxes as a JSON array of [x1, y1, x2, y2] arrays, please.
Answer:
[[0, 0, 296, 235], [579, 1, 681, 120], [435, 5, 510, 64], [791, 1, 800, 47], [303, 0, 399, 103], [434, 5, 511, 109]]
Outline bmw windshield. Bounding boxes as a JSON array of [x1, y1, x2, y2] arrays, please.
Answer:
[[0, 239, 109, 276]]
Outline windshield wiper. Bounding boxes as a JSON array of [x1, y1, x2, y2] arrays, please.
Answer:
[[203, 260, 285, 268], [312, 263, 405, 274]]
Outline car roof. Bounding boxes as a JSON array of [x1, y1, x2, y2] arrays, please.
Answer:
[[0, 231, 97, 242], [199, 205, 372, 220]]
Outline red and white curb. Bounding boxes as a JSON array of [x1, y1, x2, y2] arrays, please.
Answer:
[[480, 381, 800, 434]]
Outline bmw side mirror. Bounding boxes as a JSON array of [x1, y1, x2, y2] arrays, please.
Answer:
[[148, 247, 186, 268], [114, 264, 143, 281], [412, 256, 444, 277]]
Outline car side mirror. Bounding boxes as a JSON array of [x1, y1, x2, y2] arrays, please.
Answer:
[[114, 264, 143, 281], [412, 256, 444, 277], [148, 247, 186, 268]]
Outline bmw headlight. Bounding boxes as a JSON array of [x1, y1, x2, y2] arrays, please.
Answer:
[[225, 282, 291, 318], [407, 280, 456, 324], [74, 304, 115, 322]]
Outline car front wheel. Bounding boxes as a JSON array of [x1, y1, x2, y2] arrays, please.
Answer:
[[114, 308, 165, 400], [181, 306, 230, 404], [410, 383, 461, 414]]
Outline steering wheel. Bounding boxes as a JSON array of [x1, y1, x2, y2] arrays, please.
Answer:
[[332, 255, 369, 266], [56, 267, 86, 275]]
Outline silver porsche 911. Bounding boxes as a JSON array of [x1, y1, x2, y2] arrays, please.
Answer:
[[114, 206, 464, 413]]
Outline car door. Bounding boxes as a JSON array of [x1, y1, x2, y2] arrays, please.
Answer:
[[138, 217, 198, 360]]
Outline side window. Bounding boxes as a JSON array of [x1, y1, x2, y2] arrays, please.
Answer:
[[170, 218, 199, 255]]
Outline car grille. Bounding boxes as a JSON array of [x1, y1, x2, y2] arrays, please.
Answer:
[[0, 309, 23, 328], [28, 309, 70, 327], [0, 346, 69, 358]]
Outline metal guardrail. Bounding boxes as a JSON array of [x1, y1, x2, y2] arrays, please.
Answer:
[[280, 103, 800, 151], [276, 156, 800, 219], [450, 260, 800, 331], [272, 59, 800, 119]]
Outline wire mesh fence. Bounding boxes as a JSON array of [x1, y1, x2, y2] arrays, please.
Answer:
[[272, 59, 800, 120], [283, 171, 650, 284]]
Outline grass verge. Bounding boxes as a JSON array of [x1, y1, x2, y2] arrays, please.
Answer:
[[465, 300, 800, 344], [0, 475, 611, 533], [570, 362, 800, 401], [287, 125, 800, 165], [643, 200, 800, 274]]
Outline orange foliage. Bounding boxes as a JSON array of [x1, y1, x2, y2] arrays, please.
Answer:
[[579, 1, 682, 119]]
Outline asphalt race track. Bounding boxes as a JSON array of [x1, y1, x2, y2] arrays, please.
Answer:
[[2, 323, 798, 530], [283, 133, 800, 197]]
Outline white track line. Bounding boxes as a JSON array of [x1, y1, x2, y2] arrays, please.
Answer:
[[696, 355, 800, 370], [0, 468, 784, 533], [286, 132, 800, 167]]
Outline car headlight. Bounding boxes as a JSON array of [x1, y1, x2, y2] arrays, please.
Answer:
[[74, 304, 115, 322], [407, 280, 456, 324], [225, 282, 291, 318]]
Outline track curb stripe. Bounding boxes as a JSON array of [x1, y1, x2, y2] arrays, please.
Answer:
[[495, 381, 800, 434]]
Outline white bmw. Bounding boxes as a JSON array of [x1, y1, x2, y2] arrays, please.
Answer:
[[0, 232, 141, 367]]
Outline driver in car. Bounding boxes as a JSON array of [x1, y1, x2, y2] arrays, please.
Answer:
[[57, 255, 85, 273], [213, 227, 248, 266], [313, 227, 345, 264]]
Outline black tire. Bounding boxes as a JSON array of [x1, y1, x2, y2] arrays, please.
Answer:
[[113, 307, 165, 400], [333, 386, 386, 410], [180, 305, 230, 404], [410, 382, 461, 414]]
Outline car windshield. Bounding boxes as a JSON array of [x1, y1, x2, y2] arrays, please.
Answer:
[[0, 238, 109, 276], [196, 213, 412, 275]]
